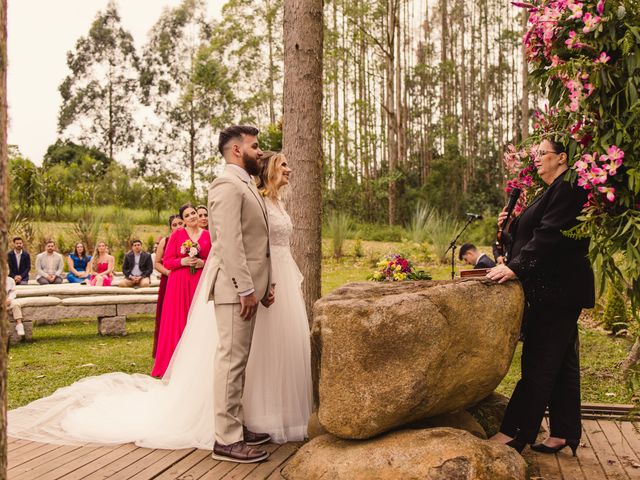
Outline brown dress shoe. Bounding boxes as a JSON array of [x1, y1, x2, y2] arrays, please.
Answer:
[[243, 426, 271, 446], [212, 441, 269, 463]]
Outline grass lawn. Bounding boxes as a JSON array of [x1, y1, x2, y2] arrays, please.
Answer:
[[8, 239, 636, 409]]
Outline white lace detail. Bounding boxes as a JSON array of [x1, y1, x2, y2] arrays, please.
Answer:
[[266, 198, 293, 247]]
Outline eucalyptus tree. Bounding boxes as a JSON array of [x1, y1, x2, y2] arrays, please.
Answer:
[[140, 0, 229, 194], [58, 1, 140, 161]]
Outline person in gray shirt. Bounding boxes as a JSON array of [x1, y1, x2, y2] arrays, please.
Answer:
[[35, 240, 64, 284]]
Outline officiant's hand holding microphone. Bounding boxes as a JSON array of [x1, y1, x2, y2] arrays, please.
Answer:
[[487, 207, 518, 283]]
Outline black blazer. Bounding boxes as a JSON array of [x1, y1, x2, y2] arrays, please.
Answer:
[[8, 250, 31, 281], [122, 251, 153, 279], [507, 174, 595, 310], [475, 254, 496, 269]]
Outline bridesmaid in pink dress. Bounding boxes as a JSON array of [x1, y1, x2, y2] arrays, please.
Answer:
[[88, 242, 114, 286], [151, 204, 211, 378], [152, 214, 184, 358]]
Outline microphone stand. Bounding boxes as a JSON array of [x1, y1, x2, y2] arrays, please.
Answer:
[[445, 216, 477, 280]]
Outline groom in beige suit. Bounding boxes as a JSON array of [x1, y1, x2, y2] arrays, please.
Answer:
[[209, 125, 275, 464]]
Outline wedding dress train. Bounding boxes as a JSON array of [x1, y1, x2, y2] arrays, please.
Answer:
[[8, 199, 313, 448]]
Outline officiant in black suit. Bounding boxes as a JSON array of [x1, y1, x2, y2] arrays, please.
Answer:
[[486, 138, 595, 456], [8, 237, 31, 285]]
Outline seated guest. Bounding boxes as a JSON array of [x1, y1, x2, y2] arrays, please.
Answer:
[[66, 242, 92, 284], [89, 241, 114, 286], [119, 239, 153, 288], [35, 240, 64, 284], [459, 243, 496, 269], [6, 275, 25, 337], [8, 237, 31, 285]]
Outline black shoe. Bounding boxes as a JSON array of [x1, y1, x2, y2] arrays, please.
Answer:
[[531, 439, 579, 456], [506, 438, 527, 453]]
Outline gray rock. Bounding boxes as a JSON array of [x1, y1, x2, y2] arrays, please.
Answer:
[[98, 316, 127, 336], [313, 279, 524, 439], [282, 428, 527, 480]]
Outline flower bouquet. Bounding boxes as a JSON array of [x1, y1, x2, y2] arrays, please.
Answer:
[[370, 254, 432, 282], [180, 240, 200, 275]]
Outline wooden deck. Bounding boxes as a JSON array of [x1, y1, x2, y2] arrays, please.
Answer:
[[7, 438, 299, 480], [8, 418, 640, 479], [524, 418, 640, 479]]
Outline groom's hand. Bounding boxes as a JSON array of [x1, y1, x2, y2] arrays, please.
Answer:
[[240, 293, 259, 320], [261, 286, 275, 308]]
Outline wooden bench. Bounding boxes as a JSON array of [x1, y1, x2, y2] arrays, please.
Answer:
[[9, 293, 158, 345]]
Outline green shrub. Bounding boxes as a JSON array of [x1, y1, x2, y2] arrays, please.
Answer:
[[353, 238, 364, 258], [425, 211, 461, 264], [406, 203, 431, 244], [602, 279, 628, 334], [146, 234, 156, 254], [326, 211, 354, 259]]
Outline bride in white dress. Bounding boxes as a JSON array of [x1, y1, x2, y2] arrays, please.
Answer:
[[7, 153, 313, 449]]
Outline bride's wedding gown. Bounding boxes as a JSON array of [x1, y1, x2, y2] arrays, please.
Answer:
[[8, 199, 313, 449]]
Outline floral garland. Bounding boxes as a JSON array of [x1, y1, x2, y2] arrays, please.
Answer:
[[507, 0, 640, 316]]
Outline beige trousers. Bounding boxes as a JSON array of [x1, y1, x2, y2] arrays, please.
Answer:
[[118, 277, 151, 288], [9, 301, 22, 321], [214, 303, 256, 445]]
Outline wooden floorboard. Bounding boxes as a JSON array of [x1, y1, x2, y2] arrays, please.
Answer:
[[10, 420, 640, 480], [584, 419, 630, 480]]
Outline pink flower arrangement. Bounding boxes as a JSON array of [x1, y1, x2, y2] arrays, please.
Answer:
[[573, 146, 624, 191], [582, 12, 602, 33], [595, 51, 611, 63]]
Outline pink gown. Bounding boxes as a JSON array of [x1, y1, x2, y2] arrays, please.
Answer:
[[89, 263, 112, 286], [151, 228, 211, 378]]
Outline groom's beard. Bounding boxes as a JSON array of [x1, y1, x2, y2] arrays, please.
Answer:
[[243, 152, 261, 176]]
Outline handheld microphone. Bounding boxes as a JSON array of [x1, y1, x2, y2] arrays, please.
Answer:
[[465, 212, 483, 220], [502, 188, 522, 229]]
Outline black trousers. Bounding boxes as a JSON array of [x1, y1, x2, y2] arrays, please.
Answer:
[[500, 304, 582, 443]]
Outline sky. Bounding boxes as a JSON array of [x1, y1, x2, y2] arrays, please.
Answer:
[[7, 0, 225, 165]]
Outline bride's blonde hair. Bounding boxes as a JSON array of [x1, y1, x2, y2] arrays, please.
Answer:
[[257, 152, 288, 200]]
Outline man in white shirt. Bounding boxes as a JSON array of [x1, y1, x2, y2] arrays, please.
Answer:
[[6, 275, 25, 337], [35, 240, 64, 284]]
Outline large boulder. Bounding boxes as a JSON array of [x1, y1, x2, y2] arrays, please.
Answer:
[[466, 392, 510, 438], [313, 279, 523, 439], [281, 428, 527, 480]]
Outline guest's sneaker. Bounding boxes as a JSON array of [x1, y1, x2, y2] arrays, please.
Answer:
[[15, 323, 25, 337], [212, 441, 268, 463], [243, 426, 271, 446]]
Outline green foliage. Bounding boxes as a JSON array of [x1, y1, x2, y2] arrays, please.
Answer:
[[406, 203, 431, 243], [602, 278, 629, 333], [111, 209, 134, 252], [146, 234, 156, 254], [72, 212, 102, 253], [517, 0, 640, 321], [259, 122, 283, 152], [424, 209, 462, 264], [326, 211, 354, 258], [58, 1, 140, 159], [353, 238, 364, 258]]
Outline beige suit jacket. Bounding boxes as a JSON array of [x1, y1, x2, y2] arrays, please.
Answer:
[[207, 166, 271, 304]]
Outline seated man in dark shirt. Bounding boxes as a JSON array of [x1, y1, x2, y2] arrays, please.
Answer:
[[459, 243, 496, 269]]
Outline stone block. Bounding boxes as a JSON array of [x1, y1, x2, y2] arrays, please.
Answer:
[[117, 302, 156, 316], [98, 316, 127, 336]]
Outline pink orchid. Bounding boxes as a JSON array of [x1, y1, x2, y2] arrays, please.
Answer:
[[589, 166, 609, 185], [582, 152, 598, 164], [577, 176, 592, 189], [565, 31, 586, 49], [573, 159, 589, 172], [567, 0, 584, 19], [598, 186, 616, 202], [596, 0, 605, 15], [596, 51, 611, 63], [606, 145, 624, 162], [582, 13, 601, 33]]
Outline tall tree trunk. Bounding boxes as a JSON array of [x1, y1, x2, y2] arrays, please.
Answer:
[[0, 0, 8, 475], [386, 0, 399, 225], [266, 0, 276, 125], [283, 0, 323, 320], [520, 9, 529, 141]]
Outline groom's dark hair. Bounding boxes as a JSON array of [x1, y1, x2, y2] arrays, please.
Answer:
[[218, 125, 260, 156]]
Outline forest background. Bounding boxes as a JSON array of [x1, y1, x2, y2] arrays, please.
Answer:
[[8, 0, 531, 241]]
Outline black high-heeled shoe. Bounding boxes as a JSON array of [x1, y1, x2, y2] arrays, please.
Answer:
[[531, 439, 579, 456], [506, 438, 527, 453]]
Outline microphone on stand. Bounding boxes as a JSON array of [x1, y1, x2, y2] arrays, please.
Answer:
[[465, 212, 483, 220]]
